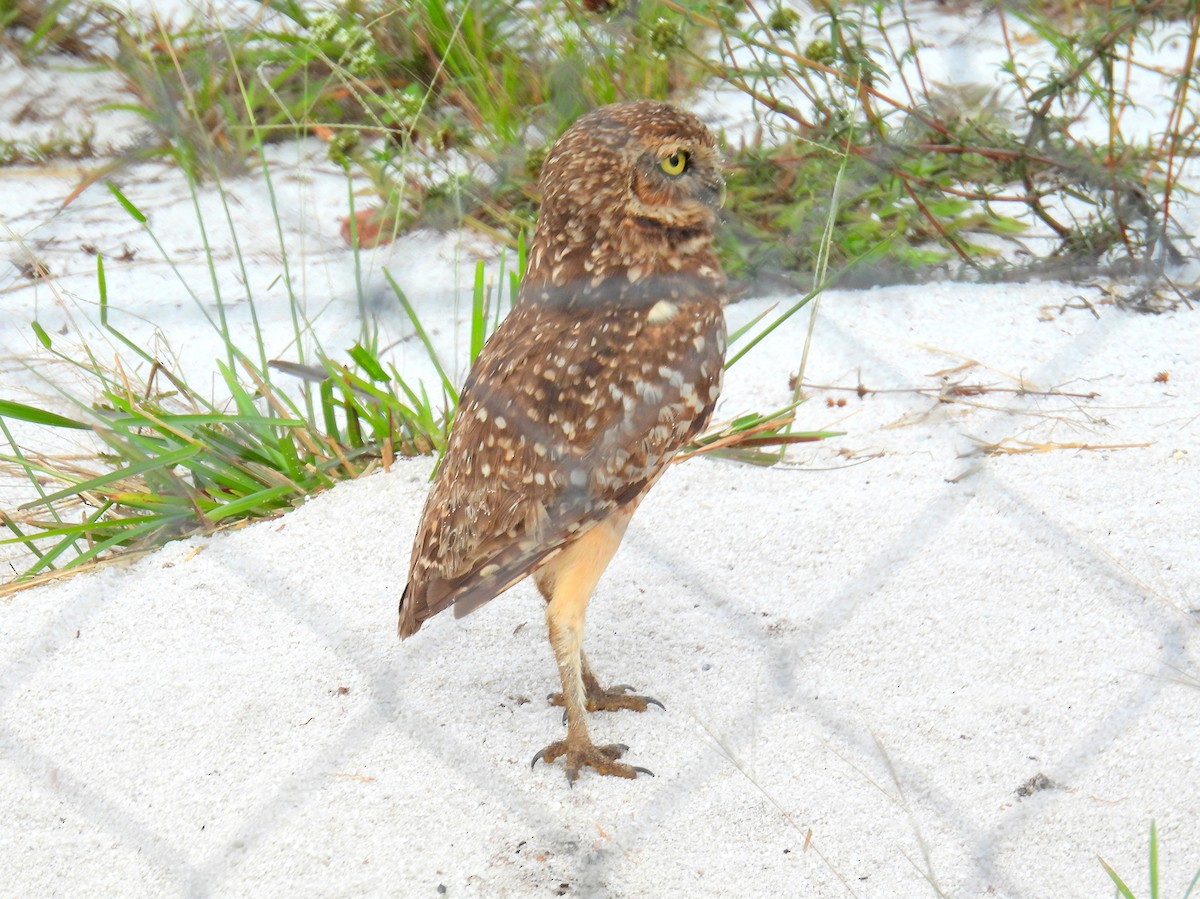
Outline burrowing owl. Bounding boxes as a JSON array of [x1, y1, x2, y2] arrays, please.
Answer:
[[398, 101, 727, 782]]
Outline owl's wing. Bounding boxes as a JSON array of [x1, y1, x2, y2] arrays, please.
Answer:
[[397, 290, 725, 637]]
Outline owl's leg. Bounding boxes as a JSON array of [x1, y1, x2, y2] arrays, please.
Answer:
[[548, 650, 665, 713], [530, 511, 651, 783]]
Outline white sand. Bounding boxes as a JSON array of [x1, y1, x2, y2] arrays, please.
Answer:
[[2, 4, 1199, 896], [2, 278, 1197, 897]]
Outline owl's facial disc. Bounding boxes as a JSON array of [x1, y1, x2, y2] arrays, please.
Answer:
[[626, 142, 724, 236]]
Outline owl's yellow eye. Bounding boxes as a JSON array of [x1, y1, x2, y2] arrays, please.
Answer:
[[659, 151, 689, 177]]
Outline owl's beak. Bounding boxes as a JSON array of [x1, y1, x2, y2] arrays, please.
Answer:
[[700, 177, 726, 210]]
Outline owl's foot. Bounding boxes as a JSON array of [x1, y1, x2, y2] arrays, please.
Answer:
[[530, 739, 653, 783], [548, 683, 665, 713]]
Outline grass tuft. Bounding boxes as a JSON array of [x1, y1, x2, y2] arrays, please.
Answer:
[[1100, 821, 1200, 899]]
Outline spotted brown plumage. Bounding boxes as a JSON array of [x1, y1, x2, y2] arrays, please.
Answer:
[[397, 101, 728, 782]]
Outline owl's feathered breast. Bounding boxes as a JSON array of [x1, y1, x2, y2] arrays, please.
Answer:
[[398, 275, 725, 635]]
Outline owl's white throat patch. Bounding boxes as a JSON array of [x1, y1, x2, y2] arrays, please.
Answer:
[[647, 299, 678, 324]]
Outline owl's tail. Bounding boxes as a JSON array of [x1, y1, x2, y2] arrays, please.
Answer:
[[397, 582, 422, 639]]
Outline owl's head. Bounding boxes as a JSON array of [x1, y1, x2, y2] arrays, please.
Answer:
[[526, 101, 725, 292]]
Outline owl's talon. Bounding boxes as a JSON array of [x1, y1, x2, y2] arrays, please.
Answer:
[[530, 742, 561, 770], [548, 684, 664, 714], [532, 739, 644, 781], [600, 683, 666, 712]]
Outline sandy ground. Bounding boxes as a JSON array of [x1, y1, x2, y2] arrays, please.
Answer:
[[2, 275, 1197, 897], [2, 2, 1199, 897]]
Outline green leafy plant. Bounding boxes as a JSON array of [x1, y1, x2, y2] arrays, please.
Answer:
[[670, 0, 1200, 288], [0, 256, 479, 586], [14, 1, 1199, 288], [0, 0, 109, 59]]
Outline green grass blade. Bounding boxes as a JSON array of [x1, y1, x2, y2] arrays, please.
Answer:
[[105, 180, 147, 223], [1149, 821, 1158, 899], [727, 302, 780, 347], [725, 234, 885, 370], [724, 286, 820, 370], [471, 259, 487, 363], [97, 254, 160, 367], [385, 268, 458, 404], [17, 501, 156, 578], [0, 515, 47, 562], [0, 419, 73, 531], [0, 513, 172, 544], [23, 445, 200, 509], [58, 518, 167, 571], [274, 431, 310, 484], [0, 400, 90, 430], [319, 379, 339, 441], [1100, 857, 1137, 899], [1184, 865, 1200, 899], [206, 485, 295, 522], [349, 344, 390, 382], [108, 412, 303, 431], [30, 321, 52, 349]]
